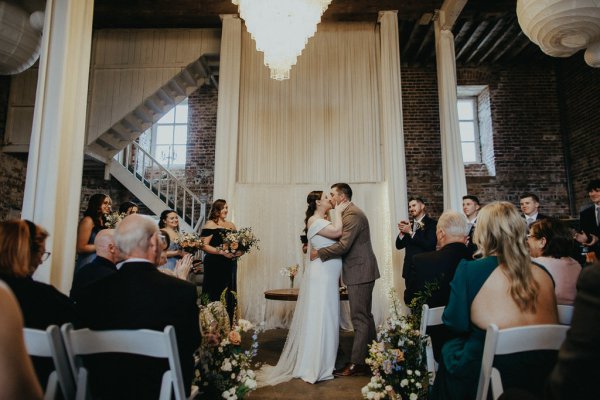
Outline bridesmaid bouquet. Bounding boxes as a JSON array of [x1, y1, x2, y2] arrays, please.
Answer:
[[104, 212, 125, 229], [220, 227, 260, 257], [362, 289, 429, 400], [175, 232, 205, 253]]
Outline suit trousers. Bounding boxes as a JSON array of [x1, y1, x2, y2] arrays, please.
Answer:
[[346, 280, 376, 365]]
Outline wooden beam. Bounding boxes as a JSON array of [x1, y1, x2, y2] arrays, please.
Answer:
[[403, 21, 425, 60], [492, 31, 524, 62], [413, 24, 435, 62], [456, 20, 490, 60], [439, 0, 468, 30], [478, 18, 516, 63], [465, 17, 506, 63]]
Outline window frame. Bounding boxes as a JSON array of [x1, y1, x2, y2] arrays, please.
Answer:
[[149, 99, 189, 169], [457, 96, 481, 164]]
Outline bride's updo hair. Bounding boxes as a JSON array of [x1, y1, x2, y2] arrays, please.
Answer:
[[304, 191, 323, 233]]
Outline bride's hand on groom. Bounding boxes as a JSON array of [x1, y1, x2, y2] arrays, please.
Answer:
[[334, 201, 349, 213], [309, 248, 319, 261]]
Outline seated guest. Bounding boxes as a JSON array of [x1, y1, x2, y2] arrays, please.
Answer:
[[432, 202, 558, 400], [574, 179, 600, 260], [0, 220, 77, 388], [411, 210, 473, 360], [528, 219, 581, 305], [70, 229, 119, 302], [520, 193, 548, 228], [0, 282, 43, 400], [118, 201, 139, 215], [75, 214, 200, 399]]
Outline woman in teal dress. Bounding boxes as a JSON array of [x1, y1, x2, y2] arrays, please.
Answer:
[[432, 201, 559, 400]]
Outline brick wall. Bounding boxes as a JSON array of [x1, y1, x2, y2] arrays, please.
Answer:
[[0, 152, 27, 220], [556, 56, 600, 212], [401, 64, 571, 218]]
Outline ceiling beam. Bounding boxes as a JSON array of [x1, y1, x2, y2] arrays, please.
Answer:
[[492, 30, 524, 63], [456, 19, 490, 60], [466, 17, 507, 63], [438, 0, 468, 30], [478, 18, 516, 64]]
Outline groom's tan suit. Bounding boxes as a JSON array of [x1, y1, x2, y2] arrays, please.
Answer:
[[318, 202, 380, 365]]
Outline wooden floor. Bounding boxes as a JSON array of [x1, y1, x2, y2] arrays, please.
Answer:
[[247, 329, 370, 399]]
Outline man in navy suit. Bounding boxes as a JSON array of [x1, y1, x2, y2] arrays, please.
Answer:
[[76, 214, 200, 399], [396, 197, 438, 305], [575, 179, 600, 259], [520, 193, 549, 228]]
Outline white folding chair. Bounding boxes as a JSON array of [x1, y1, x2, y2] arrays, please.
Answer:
[[419, 304, 445, 383], [23, 325, 76, 400], [60, 323, 197, 400], [475, 323, 568, 400], [557, 304, 574, 325]]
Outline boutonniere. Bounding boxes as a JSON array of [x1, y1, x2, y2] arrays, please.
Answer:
[[415, 220, 425, 231]]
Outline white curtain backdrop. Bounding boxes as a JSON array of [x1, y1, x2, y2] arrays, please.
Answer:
[[217, 22, 406, 328]]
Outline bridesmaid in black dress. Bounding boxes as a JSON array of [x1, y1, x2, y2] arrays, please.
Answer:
[[200, 199, 242, 319]]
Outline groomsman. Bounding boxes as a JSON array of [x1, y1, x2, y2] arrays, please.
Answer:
[[575, 179, 600, 258], [462, 195, 481, 255], [396, 197, 437, 305], [520, 193, 549, 228]]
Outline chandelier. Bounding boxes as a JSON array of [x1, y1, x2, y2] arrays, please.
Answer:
[[232, 0, 332, 80]]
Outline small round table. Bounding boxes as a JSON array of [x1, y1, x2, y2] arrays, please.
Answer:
[[264, 288, 349, 301]]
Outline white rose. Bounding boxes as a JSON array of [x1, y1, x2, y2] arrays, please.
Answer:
[[410, 394, 418, 400], [400, 379, 408, 387], [361, 386, 369, 395], [407, 370, 413, 375], [415, 370, 421, 376], [367, 392, 375, 400], [416, 383, 422, 389]]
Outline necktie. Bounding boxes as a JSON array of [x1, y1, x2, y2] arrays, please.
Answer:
[[526, 217, 534, 228]]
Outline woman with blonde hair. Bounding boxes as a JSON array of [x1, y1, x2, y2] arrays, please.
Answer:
[[432, 201, 558, 400]]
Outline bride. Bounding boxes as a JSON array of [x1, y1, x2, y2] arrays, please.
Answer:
[[260, 190, 346, 385]]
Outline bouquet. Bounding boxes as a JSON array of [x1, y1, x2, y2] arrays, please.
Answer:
[[362, 289, 429, 400], [175, 232, 205, 253], [221, 227, 260, 258], [104, 212, 125, 229], [196, 292, 262, 399], [280, 264, 300, 288]]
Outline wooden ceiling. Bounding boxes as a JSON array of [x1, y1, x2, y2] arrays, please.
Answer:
[[93, 0, 549, 66]]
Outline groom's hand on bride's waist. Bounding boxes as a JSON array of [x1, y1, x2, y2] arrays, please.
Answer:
[[310, 248, 319, 261]]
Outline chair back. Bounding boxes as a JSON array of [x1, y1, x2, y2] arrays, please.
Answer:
[[23, 325, 76, 400], [475, 323, 568, 400], [60, 323, 187, 400], [557, 304, 574, 325], [419, 304, 445, 383]]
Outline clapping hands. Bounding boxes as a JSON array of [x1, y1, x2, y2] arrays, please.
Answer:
[[398, 220, 412, 235], [174, 253, 194, 279]]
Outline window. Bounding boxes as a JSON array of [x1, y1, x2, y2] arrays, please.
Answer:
[[457, 97, 480, 163], [146, 99, 188, 168]]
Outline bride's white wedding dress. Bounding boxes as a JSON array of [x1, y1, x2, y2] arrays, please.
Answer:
[[259, 218, 342, 385]]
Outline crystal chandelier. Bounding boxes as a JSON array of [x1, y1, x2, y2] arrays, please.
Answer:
[[232, 0, 332, 80]]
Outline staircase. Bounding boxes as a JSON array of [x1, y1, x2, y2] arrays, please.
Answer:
[[110, 142, 206, 233]]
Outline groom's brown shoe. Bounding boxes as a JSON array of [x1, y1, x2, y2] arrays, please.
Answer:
[[333, 363, 370, 377]]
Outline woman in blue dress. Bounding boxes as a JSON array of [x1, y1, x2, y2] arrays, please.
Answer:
[[75, 193, 111, 272], [158, 209, 184, 271], [432, 201, 558, 400]]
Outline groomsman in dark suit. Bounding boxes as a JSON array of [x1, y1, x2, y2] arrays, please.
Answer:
[[396, 197, 437, 304], [411, 210, 473, 360], [520, 193, 549, 228], [75, 214, 201, 399], [575, 179, 600, 258], [462, 194, 481, 255]]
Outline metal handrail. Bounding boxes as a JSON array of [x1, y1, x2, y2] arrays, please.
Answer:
[[116, 142, 205, 232]]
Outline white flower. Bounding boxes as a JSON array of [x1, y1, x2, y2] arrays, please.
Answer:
[[415, 370, 421, 376], [367, 392, 375, 400], [400, 379, 408, 387], [237, 319, 254, 331], [407, 369, 413, 375], [416, 383, 422, 389], [245, 378, 257, 390], [409, 394, 418, 400], [361, 386, 369, 395]]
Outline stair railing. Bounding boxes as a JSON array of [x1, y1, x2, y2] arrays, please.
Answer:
[[116, 142, 206, 232]]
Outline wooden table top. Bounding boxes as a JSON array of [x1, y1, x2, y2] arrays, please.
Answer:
[[264, 288, 349, 301]]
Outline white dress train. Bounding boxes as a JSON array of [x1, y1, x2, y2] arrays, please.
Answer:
[[259, 218, 342, 385]]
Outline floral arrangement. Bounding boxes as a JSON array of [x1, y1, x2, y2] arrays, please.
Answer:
[[221, 227, 260, 258], [362, 289, 429, 400], [279, 264, 300, 288], [104, 212, 125, 229], [175, 232, 205, 253], [195, 293, 262, 400]]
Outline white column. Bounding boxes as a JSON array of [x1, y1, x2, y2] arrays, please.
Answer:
[[22, 0, 94, 292], [434, 15, 467, 212], [378, 11, 408, 292], [213, 15, 242, 207]]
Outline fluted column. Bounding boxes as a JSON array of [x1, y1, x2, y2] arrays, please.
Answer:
[[22, 0, 94, 292]]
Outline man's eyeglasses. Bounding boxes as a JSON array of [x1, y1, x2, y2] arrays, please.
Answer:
[[41, 252, 51, 262]]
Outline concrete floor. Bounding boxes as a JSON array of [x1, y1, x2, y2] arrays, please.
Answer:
[[247, 329, 370, 400]]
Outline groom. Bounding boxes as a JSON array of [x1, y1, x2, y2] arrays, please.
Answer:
[[311, 182, 380, 376]]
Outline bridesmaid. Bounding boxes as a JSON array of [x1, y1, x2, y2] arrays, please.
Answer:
[[75, 193, 111, 272], [200, 199, 240, 319], [158, 210, 185, 271]]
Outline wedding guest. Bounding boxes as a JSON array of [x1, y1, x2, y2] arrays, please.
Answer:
[[75, 214, 200, 399], [396, 197, 437, 304], [157, 232, 194, 280], [520, 193, 548, 228], [118, 201, 139, 215], [200, 199, 240, 320], [432, 201, 558, 400], [528, 219, 581, 305], [463, 194, 481, 255], [574, 179, 600, 259], [0, 282, 43, 400], [70, 229, 119, 302], [411, 210, 473, 360], [75, 193, 111, 272], [158, 209, 184, 271], [0, 220, 77, 389]]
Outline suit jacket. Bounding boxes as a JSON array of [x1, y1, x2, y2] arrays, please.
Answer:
[[75, 261, 200, 399], [70, 256, 116, 302], [396, 214, 438, 279], [580, 205, 600, 255], [545, 262, 600, 400], [317, 202, 380, 285]]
